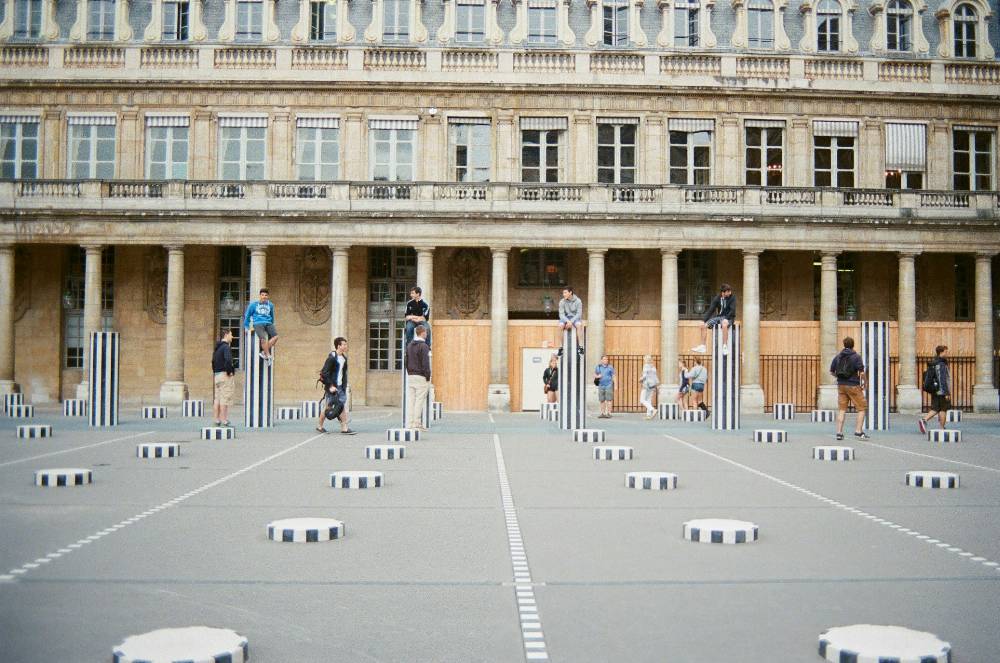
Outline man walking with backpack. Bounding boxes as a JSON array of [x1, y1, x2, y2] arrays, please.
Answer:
[[918, 345, 952, 433], [830, 337, 870, 441], [316, 337, 356, 435]]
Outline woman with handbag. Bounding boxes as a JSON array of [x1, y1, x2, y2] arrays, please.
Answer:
[[638, 355, 659, 419], [542, 355, 559, 404]]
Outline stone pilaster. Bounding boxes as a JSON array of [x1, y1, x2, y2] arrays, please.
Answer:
[[159, 245, 188, 405], [248, 245, 268, 296], [817, 251, 840, 409], [76, 244, 104, 400], [644, 116, 665, 185], [496, 111, 515, 182], [271, 109, 292, 181], [416, 247, 434, 307], [573, 114, 594, 184], [658, 248, 679, 402], [973, 252, 998, 412], [488, 247, 510, 411], [741, 249, 765, 412], [788, 118, 809, 188], [343, 113, 365, 180], [0, 245, 17, 396], [896, 251, 922, 414], [191, 111, 214, 180], [330, 244, 350, 346], [119, 109, 142, 179], [860, 120, 883, 189]]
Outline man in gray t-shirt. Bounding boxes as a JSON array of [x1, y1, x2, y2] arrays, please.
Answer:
[[557, 286, 584, 356]]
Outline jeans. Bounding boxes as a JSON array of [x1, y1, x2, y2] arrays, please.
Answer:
[[404, 321, 432, 348], [639, 387, 655, 413]]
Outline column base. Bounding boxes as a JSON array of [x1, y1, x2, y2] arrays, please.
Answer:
[[75, 381, 89, 400], [159, 381, 189, 406], [0, 380, 18, 396], [739, 384, 765, 414], [817, 384, 839, 410], [895, 385, 923, 415], [657, 384, 678, 404], [487, 383, 510, 412], [973, 384, 999, 413], [586, 384, 600, 409]]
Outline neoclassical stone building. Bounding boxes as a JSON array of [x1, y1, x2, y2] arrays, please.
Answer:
[[0, 0, 998, 413]]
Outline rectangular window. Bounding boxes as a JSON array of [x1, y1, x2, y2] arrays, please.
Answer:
[[236, 0, 263, 41], [14, 0, 43, 39], [145, 123, 188, 180], [218, 247, 250, 369], [747, 0, 773, 48], [449, 120, 491, 182], [668, 121, 713, 185], [528, 1, 557, 44], [370, 121, 416, 181], [296, 119, 340, 181], [677, 250, 712, 319], [456, 0, 485, 41], [596, 121, 636, 184], [219, 118, 267, 180], [1, 118, 39, 179], [162, 0, 189, 40], [745, 121, 783, 186], [368, 247, 416, 370], [812, 121, 857, 188], [68, 117, 116, 179], [64, 247, 115, 369], [310, 0, 337, 40], [953, 127, 994, 191], [674, 1, 699, 46], [954, 254, 973, 320], [603, 0, 628, 46], [383, 0, 410, 41], [518, 249, 567, 287], [884, 122, 925, 190], [817, 9, 839, 51], [521, 130, 562, 183], [88, 0, 115, 40]]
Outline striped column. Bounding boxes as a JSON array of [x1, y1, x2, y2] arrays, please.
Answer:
[[243, 330, 273, 428], [88, 331, 119, 427], [860, 321, 889, 430], [711, 324, 740, 430], [558, 328, 586, 430]]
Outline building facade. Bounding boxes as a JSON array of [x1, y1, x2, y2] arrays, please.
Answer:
[[0, 0, 998, 412]]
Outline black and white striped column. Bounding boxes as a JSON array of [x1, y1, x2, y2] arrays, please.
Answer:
[[400, 335, 431, 429], [558, 328, 586, 431], [88, 331, 119, 427], [181, 399, 204, 417], [860, 321, 889, 430], [243, 331, 273, 428], [711, 324, 740, 430], [3, 393, 23, 413], [63, 399, 87, 417]]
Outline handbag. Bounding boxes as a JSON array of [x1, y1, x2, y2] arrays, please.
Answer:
[[593, 377, 600, 387]]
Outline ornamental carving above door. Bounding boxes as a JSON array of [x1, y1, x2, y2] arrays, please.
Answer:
[[297, 247, 331, 326], [448, 248, 484, 318], [606, 250, 636, 319]]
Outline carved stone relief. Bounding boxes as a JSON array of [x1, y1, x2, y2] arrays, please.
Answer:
[[297, 247, 330, 326], [448, 248, 485, 318], [606, 250, 637, 320], [144, 247, 167, 324]]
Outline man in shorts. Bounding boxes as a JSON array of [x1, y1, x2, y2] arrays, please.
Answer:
[[594, 355, 616, 418], [557, 286, 585, 356], [692, 284, 737, 355], [830, 336, 870, 441], [243, 288, 278, 363], [211, 329, 235, 427]]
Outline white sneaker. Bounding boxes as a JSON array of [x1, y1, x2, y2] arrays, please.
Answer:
[[722, 344, 729, 355], [691, 344, 706, 353]]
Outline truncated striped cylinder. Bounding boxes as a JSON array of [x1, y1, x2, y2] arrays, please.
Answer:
[[573, 428, 605, 443], [818, 625, 950, 663], [301, 399, 321, 418], [682, 408, 707, 422], [113, 627, 249, 663], [593, 445, 633, 461], [202, 426, 235, 440], [7, 404, 33, 418], [142, 405, 167, 419], [753, 429, 787, 443], [772, 403, 795, 420], [860, 321, 889, 430], [812, 445, 854, 461], [387, 428, 419, 442], [683, 518, 758, 544], [945, 409, 962, 423], [35, 468, 92, 487], [928, 429, 961, 443], [658, 403, 679, 420], [547, 406, 560, 422], [244, 331, 273, 428], [365, 444, 405, 460], [905, 470, 959, 489], [17, 424, 51, 438], [811, 409, 835, 423], [137, 442, 180, 458], [540, 402, 558, 420], [89, 331, 119, 427], [277, 406, 301, 420], [3, 393, 23, 413], [711, 324, 740, 430], [266, 517, 344, 543], [432, 401, 443, 420], [181, 399, 204, 417], [63, 398, 87, 417], [329, 471, 384, 489], [558, 328, 586, 431], [625, 472, 678, 490]]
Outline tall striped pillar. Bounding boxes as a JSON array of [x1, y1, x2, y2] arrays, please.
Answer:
[[558, 328, 586, 430], [243, 331, 273, 428], [711, 324, 740, 430], [88, 331, 119, 427], [860, 321, 890, 430], [400, 336, 431, 429]]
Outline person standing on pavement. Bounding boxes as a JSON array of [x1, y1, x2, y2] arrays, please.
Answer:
[[687, 357, 709, 413], [543, 354, 559, 404], [316, 336, 356, 435], [830, 336, 870, 441], [919, 345, 952, 433], [405, 324, 432, 430], [211, 328, 235, 427], [638, 355, 659, 419], [595, 355, 617, 418]]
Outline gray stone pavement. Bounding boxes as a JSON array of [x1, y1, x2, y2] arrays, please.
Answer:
[[0, 405, 998, 661]]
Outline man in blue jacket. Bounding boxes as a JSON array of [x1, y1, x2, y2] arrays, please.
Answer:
[[243, 288, 279, 363]]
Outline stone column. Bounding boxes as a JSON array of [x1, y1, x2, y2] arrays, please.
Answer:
[[0, 245, 17, 396], [416, 247, 434, 306], [42, 109, 64, 179], [586, 249, 606, 405], [973, 252, 998, 412], [896, 251, 922, 413], [658, 249, 679, 402], [76, 244, 104, 400], [248, 245, 267, 296], [488, 247, 510, 411], [159, 245, 188, 404], [329, 244, 350, 346], [817, 251, 840, 409], [741, 249, 765, 412]]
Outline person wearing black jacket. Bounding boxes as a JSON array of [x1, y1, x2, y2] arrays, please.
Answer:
[[316, 336, 356, 435], [692, 284, 737, 355], [543, 354, 559, 404], [403, 286, 431, 349], [212, 329, 235, 426], [405, 324, 432, 430]]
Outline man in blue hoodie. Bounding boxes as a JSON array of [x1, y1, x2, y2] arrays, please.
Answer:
[[243, 288, 278, 363]]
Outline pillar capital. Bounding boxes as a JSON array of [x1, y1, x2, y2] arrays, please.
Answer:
[[490, 246, 511, 257], [329, 243, 351, 256], [820, 250, 841, 258], [0, 243, 14, 255], [897, 249, 921, 259], [975, 251, 998, 261], [742, 248, 764, 258], [164, 244, 185, 253], [416, 246, 436, 255], [587, 248, 607, 258], [247, 244, 268, 254], [81, 243, 103, 253], [659, 247, 679, 258]]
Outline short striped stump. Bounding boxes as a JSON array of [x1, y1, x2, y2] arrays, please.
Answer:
[[811, 409, 836, 423], [818, 624, 951, 663], [17, 424, 52, 439], [181, 399, 204, 417], [812, 445, 854, 461], [683, 518, 759, 544], [266, 517, 344, 543], [593, 445, 633, 461], [753, 429, 787, 443], [547, 407, 560, 422], [540, 403, 557, 420], [387, 428, 420, 442], [63, 398, 87, 417], [330, 471, 384, 489], [682, 409, 707, 422], [301, 400, 321, 418], [201, 426, 235, 440], [35, 468, 92, 487], [8, 404, 33, 418], [625, 472, 678, 490], [142, 406, 167, 419], [365, 444, 405, 460], [658, 403, 680, 420], [946, 409, 962, 423], [432, 401, 443, 420], [928, 429, 961, 443], [573, 428, 605, 443], [3, 393, 23, 413], [277, 406, 302, 421], [113, 626, 249, 663], [137, 442, 180, 459], [772, 403, 795, 420], [906, 470, 959, 489]]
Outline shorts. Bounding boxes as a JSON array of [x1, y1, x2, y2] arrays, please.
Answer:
[[691, 383, 705, 393], [677, 385, 690, 394], [558, 318, 583, 327], [705, 316, 729, 329], [214, 372, 234, 406], [598, 386, 614, 402], [253, 323, 278, 342], [929, 394, 951, 412], [838, 385, 867, 411]]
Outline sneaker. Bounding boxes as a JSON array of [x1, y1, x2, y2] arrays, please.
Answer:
[[315, 427, 326, 434], [917, 418, 927, 434], [854, 432, 870, 440], [557, 347, 564, 358], [259, 351, 268, 361], [835, 433, 844, 441], [721, 344, 729, 355], [222, 420, 232, 427], [266, 354, 274, 365], [213, 420, 221, 426], [340, 429, 357, 435], [416, 426, 429, 432], [577, 346, 585, 356], [691, 345, 706, 353]]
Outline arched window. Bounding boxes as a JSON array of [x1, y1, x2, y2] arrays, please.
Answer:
[[817, 0, 840, 51], [954, 3, 977, 57], [886, 0, 911, 50]]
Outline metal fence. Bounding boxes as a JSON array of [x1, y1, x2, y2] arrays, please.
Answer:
[[607, 354, 659, 413], [761, 355, 820, 412]]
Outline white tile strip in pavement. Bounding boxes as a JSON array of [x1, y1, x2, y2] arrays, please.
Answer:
[[0, 431, 155, 468], [858, 440, 1000, 474], [663, 433, 1000, 575], [493, 433, 550, 662]]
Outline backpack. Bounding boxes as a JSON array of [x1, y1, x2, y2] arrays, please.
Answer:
[[922, 362, 940, 394], [834, 353, 855, 380], [323, 390, 344, 420]]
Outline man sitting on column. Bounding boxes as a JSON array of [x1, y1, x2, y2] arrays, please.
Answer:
[[403, 286, 432, 350], [405, 324, 431, 431], [556, 286, 584, 357], [243, 288, 279, 363], [692, 283, 736, 355]]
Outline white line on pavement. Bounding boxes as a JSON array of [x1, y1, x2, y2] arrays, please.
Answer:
[[0, 431, 155, 468], [858, 440, 1000, 474]]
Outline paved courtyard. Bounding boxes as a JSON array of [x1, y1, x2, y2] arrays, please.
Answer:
[[1, 406, 998, 661]]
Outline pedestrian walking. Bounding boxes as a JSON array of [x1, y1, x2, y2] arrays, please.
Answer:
[[638, 355, 659, 419], [557, 287, 584, 356], [405, 324, 431, 430], [403, 286, 432, 349], [686, 358, 708, 412], [211, 328, 235, 427], [692, 284, 737, 355], [243, 288, 279, 363], [316, 336, 356, 435], [543, 354, 559, 404], [594, 355, 617, 418], [674, 360, 691, 409], [918, 345, 952, 433], [830, 336, 870, 441]]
